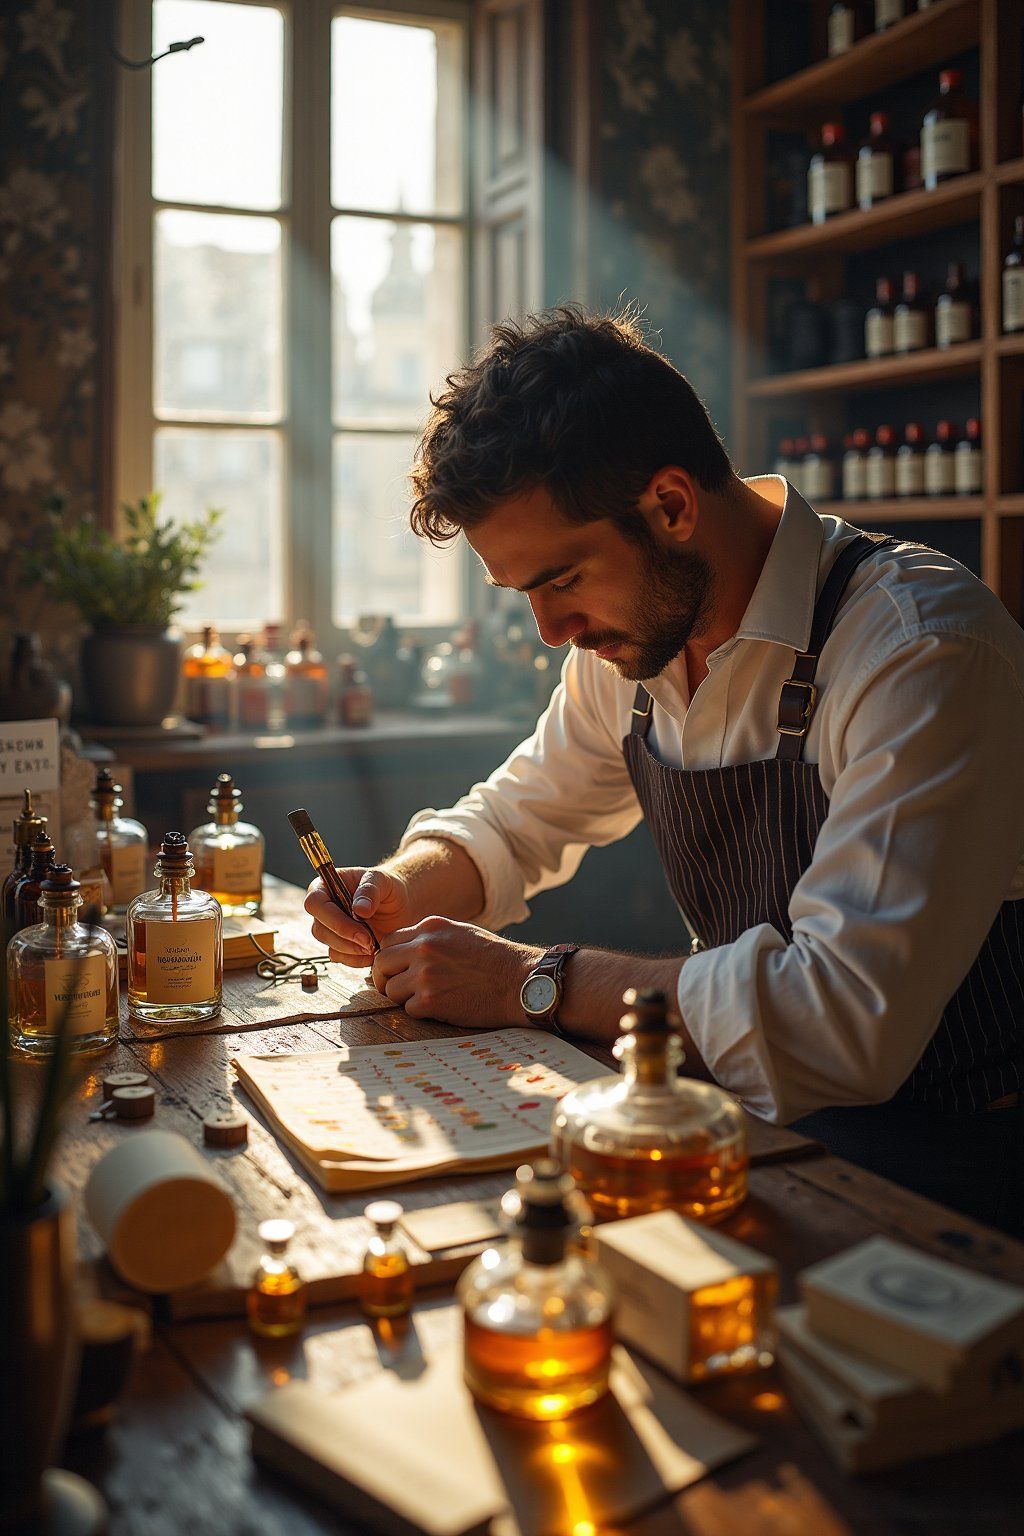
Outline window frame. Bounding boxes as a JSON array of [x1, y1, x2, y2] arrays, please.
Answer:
[[115, 0, 473, 651]]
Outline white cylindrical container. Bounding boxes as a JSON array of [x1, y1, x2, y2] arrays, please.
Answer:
[[84, 1129, 236, 1292]]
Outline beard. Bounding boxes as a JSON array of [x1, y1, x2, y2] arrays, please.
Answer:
[[571, 534, 715, 682]]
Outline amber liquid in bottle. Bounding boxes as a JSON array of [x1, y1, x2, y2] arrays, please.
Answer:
[[359, 1200, 414, 1319], [562, 1141, 748, 1226], [248, 1219, 306, 1338], [687, 1272, 779, 1382], [463, 1316, 614, 1419]]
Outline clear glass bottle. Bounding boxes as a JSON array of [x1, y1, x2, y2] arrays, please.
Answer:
[[458, 1161, 615, 1419], [183, 625, 234, 729], [13, 828, 57, 934], [188, 774, 264, 918], [336, 654, 374, 727], [64, 818, 111, 920], [284, 625, 329, 728], [1, 790, 47, 929], [247, 1219, 306, 1338], [232, 635, 271, 730], [359, 1200, 414, 1319], [126, 831, 223, 1025], [93, 768, 148, 915], [552, 990, 749, 1226], [7, 863, 119, 1058]]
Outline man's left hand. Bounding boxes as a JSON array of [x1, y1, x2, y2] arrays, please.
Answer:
[[370, 916, 541, 1030]]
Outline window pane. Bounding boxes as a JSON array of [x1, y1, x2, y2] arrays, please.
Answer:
[[333, 218, 463, 427], [333, 433, 459, 625], [332, 15, 464, 216], [155, 210, 283, 420], [153, 1, 284, 211], [155, 428, 284, 628]]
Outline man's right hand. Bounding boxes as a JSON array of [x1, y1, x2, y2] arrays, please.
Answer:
[[303, 866, 413, 967]]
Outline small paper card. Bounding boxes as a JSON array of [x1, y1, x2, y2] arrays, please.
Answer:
[[0, 718, 61, 878], [400, 1202, 504, 1254]]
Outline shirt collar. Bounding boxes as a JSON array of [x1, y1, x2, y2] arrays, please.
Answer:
[[731, 476, 824, 656]]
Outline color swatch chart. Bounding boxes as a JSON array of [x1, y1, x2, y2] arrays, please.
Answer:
[[232, 1029, 602, 1167]]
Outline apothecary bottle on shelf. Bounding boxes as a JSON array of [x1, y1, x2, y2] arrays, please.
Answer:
[[865, 277, 895, 359], [183, 625, 234, 729], [551, 989, 748, 1225], [866, 425, 897, 499], [925, 421, 958, 496], [827, 2, 863, 57], [1003, 216, 1024, 334], [284, 625, 329, 728], [894, 271, 929, 354], [842, 429, 870, 501], [935, 262, 974, 349], [921, 69, 977, 190], [955, 418, 983, 495], [7, 864, 119, 1058], [856, 112, 898, 209], [1, 790, 47, 928], [457, 1161, 615, 1419], [93, 767, 148, 915], [188, 774, 264, 918], [895, 423, 926, 498], [126, 831, 223, 1025], [874, 0, 904, 30], [808, 123, 852, 226]]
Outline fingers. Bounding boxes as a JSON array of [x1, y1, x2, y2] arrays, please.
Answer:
[[304, 878, 372, 953], [351, 867, 394, 918], [309, 919, 373, 966]]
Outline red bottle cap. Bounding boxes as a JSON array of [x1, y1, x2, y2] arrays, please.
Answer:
[[870, 112, 890, 135], [875, 276, 894, 302], [936, 420, 958, 444], [780, 437, 795, 454], [810, 432, 829, 453], [904, 423, 924, 445], [966, 418, 981, 441], [939, 69, 962, 92], [794, 436, 810, 455], [822, 122, 845, 146], [901, 270, 920, 299], [853, 427, 871, 449], [946, 261, 965, 286], [876, 425, 895, 448], [843, 434, 853, 451]]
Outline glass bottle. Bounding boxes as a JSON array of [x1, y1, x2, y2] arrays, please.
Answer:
[[925, 420, 958, 495], [64, 817, 112, 920], [802, 433, 835, 503], [856, 111, 898, 209], [874, 0, 904, 29], [1003, 215, 1024, 335], [790, 436, 810, 498], [188, 773, 264, 918], [2, 790, 47, 929], [865, 276, 895, 359], [92, 768, 148, 915], [842, 428, 870, 501], [359, 1200, 414, 1319], [247, 1219, 306, 1338], [127, 831, 223, 1025], [284, 625, 329, 729], [261, 622, 288, 732], [866, 425, 897, 499], [7, 863, 119, 1058], [921, 69, 977, 190], [827, 2, 864, 57], [935, 261, 974, 349], [552, 990, 749, 1226], [183, 625, 234, 729], [895, 422, 926, 498], [336, 654, 374, 727], [232, 635, 271, 730], [773, 437, 795, 481], [955, 417, 983, 496], [13, 828, 57, 934], [894, 270, 929, 353], [458, 1161, 616, 1419], [808, 122, 852, 225]]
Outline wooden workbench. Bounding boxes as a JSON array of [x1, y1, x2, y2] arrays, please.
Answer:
[[40, 882, 1024, 1534]]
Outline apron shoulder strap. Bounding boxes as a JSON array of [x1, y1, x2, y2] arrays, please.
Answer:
[[630, 682, 654, 737], [776, 532, 897, 763]]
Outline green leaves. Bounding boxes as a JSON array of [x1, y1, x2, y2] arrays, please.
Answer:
[[24, 493, 221, 630]]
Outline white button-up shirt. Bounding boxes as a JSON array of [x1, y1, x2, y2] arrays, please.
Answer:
[[400, 480, 1024, 1124]]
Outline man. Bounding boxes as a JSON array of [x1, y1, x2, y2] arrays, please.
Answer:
[[308, 307, 1024, 1235]]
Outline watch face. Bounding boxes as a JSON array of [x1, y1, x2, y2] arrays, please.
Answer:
[[521, 973, 558, 1016]]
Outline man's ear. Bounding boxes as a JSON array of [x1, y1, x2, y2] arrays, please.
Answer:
[[637, 466, 699, 545]]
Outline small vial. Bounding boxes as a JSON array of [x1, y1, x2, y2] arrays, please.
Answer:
[[360, 1201, 414, 1319], [247, 1219, 306, 1339]]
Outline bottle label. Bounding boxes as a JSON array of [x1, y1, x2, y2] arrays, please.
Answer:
[[857, 152, 894, 206], [954, 446, 983, 495], [341, 691, 373, 727], [894, 309, 928, 352], [109, 842, 147, 906], [45, 954, 107, 1035], [828, 10, 855, 54], [895, 452, 925, 497], [935, 300, 971, 348], [213, 842, 263, 896], [186, 675, 232, 726], [921, 119, 970, 183], [842, 455, 867, 501], [809, 161, 851, 221], [803, 460, 835, 502], [875, 0, 903, 27], [78, 872, 107, 916], [866, 455, 895, 499], [924, 449, 954, 495], [1004, 269, 1024, 332], [865, 312, 894, 357], [286, 675, 327, 723], [236, 682, 269, 728], [146, 918, 217, 1004]]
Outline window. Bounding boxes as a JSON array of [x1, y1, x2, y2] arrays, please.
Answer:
[[116, 0, 469, 639]]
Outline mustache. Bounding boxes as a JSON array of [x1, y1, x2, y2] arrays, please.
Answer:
[[570, 631, 630, 653]]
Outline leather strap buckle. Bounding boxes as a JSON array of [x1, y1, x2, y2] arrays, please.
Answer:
[[777, 678, 818, 737]]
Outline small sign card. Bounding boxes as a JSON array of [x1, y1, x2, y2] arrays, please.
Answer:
[[0, 718, 61, 877]]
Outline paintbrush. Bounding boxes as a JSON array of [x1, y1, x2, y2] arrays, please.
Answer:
[[287, 808, 379, 956]]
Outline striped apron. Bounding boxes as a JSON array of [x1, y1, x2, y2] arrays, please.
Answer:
[[623, 534, 1024, 1235]]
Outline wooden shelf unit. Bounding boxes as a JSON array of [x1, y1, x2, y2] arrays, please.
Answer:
[[731, 0, 1024, 620]]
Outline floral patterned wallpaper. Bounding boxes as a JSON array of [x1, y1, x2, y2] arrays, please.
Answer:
[[593, 0, 731, 437], [0, 0, 109, 638]]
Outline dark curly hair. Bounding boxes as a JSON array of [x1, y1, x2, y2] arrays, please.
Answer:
[[409, 305, 732, 546]]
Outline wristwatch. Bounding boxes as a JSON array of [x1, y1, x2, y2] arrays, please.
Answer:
[[520, 943, 579, 1035]]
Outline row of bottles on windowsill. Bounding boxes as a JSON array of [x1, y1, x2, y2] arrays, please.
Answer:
[[776, 419, 983, 502], [183, 623, 338, 731], [808, 72, 977, 224], [827, 1, 935, 58]]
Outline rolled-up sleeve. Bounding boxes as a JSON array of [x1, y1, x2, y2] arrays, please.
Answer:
[[679, 628, 1024, 1124], [400, 650, 644, 930]]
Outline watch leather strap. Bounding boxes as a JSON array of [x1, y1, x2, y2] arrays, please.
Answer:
[[528, 943, 579, 1036]]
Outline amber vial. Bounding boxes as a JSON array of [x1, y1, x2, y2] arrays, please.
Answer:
[[359, 1201, 414, 1319], [247, 1219, 306, 1338]]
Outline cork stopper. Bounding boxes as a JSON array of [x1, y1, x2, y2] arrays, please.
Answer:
[[512, 1160, 575, 1266], [11, 789, 47, 847], [209, 773, 241, 824], [40, 862, 81, 907], [616, 988, 682, 1083], [154, 831, 193, 879], [92, 768, 123, 819]]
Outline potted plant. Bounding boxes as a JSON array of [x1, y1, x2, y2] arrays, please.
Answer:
[[24, 494, 220, 727]]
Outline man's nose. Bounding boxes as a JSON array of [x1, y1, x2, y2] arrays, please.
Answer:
[[527, 593, 584, 650]]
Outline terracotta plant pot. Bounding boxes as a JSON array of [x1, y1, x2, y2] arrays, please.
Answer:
[[0, 1186, 78, 1533], [81, 626, 182, 727]]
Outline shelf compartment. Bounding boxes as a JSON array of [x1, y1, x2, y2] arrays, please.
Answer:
[[995, 159, 1024, 186], [995, 332, 1024, 357], [814, 497, 984, 521], [748, 342, 982, 398], [743, 0, 979, 116], [747, 174, 984, 259]]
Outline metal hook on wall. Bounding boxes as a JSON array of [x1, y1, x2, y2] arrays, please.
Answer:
[[111, 36, 205, 71]]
